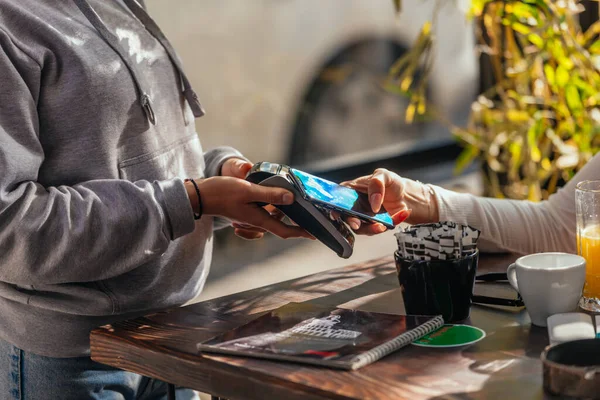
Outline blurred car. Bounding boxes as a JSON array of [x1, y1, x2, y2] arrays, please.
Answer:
[[146, 0, 478, 169]]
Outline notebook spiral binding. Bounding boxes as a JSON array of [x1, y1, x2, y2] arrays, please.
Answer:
[[351, 315, 444, 370]]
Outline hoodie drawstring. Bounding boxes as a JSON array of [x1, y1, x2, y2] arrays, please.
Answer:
[[122, 0, 205, 119], [72, 0, 206, 124]]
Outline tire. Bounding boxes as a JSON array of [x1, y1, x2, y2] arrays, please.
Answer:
[[288, 37, 425, 167]]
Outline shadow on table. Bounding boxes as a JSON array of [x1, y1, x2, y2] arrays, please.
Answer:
[[322, 271, 554, 400], [463, 324, 548, 360], [203, 253, 519, 318], [191, 252, 525, 340], [303, 272, 399, 307], [197, 258, 396, 318], [418, 319, 552, 399]]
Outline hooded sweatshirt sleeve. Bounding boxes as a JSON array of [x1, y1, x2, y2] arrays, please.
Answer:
[[0, 29, 197, 286], [203, 146, 248, 178]]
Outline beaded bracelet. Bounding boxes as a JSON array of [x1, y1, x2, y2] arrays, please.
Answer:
[[184, 179, 203, 220]]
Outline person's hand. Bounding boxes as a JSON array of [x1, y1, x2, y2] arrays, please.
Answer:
[[219, 157, 268, 239], [340, 168, 439, 235], [217, 158, 310, 240], [230, 205, 289, 240], [220, 157, 253, 179], [189, 176, 313, 240]]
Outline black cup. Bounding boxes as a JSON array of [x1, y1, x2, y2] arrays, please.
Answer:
[[394, 249, 479, 323]]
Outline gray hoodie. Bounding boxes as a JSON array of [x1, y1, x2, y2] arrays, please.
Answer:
[[0, 0, 242, 357]]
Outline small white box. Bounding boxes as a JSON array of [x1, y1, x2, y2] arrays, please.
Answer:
[[547, 313, 596, 345]]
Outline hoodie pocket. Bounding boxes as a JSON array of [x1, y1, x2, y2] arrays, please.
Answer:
[[118, 134, 205, 182], [108, 133, 207, 315]]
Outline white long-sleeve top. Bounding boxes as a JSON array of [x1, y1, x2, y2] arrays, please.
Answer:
[[432, 153, 600, 254]]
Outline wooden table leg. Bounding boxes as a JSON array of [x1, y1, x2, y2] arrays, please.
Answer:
[[165, 383, 228, 400], [167, 383, 176, 400]]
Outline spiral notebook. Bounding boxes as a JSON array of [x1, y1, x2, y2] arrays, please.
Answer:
[[197, 302, 443, 370]]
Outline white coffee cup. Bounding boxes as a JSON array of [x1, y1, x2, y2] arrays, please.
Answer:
[[507, 252, 586, 327]]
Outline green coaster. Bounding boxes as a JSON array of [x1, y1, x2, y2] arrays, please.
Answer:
[[413, 324, 486, 348]]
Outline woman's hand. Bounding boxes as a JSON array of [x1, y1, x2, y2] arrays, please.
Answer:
[[190, 176, 312, 240], [340, 168, 439, 235]]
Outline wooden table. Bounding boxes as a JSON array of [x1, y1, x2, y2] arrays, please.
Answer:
[[90, 253, 556, 400]]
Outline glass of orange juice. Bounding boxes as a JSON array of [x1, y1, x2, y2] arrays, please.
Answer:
[[576, 180, 600, 312]]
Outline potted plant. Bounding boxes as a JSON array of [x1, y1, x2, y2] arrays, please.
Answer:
[[388, 0, 600, 200]]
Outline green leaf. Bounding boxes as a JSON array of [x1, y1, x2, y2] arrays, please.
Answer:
[[507, 109, 530, 122], [541, 158, 552, 171], [565, 84, 583, 114], [527, 118, 545, 163], [549, 40, 575, 69], [454, 145, 480, 175], [589, 40, 600, 54], [528, 34, 544, 48], [528, 183, 542, 202], [400, 76, 413, 91], [577, 120, 593, 153], [583, 21, 600, 44], [512, 2, 538, 19], [556, 102, 572, 119], [559, 56, 575, 70], [405, 103, 416, 123], [585, 92, 600, 107], [508, 139, 523, 179], [392, 0, 401, 13], [544, 64, 556, 87], [417, 96, 426, 115], [573, 76, 596, 96], [469, 0, 494, 17], [556, 65, 570, 87], [511, 22, 531, 35]]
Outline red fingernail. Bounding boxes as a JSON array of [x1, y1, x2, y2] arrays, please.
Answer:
[[392, 209, 412, 225]]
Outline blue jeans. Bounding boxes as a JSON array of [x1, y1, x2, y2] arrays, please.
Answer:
[[0, 338, 198, 400]]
